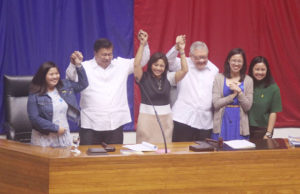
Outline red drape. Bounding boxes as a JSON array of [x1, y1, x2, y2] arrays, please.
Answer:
[[134, 0, 300, 128]]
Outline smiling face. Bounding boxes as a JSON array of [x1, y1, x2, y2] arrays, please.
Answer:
[[94, 47, 113, 68], [190, 49, 208, 70], [229, 54, 243, 74], [252, 62, 267, 81], [46, 67, 60, 90], [151, 59, 166, 78]]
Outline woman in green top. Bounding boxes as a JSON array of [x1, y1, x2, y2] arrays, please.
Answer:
[[248, 56, 282, 140]]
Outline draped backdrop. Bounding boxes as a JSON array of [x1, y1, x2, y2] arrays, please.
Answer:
[[0, 0, 299, 134], [0, 0, 135, 133], [134, 0, 300, 128]]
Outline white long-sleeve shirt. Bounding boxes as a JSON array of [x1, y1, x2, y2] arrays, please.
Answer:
[[66, 45, 150, 131], [166, 46, 219, 130]]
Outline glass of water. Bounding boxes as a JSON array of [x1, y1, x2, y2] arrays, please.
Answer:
[[71, 135, 80, 153]]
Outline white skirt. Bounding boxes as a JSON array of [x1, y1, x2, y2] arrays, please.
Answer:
[[136, 104, 173, 144]]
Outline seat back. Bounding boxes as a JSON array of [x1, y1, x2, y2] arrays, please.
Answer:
[[4, 75, 33, 142]]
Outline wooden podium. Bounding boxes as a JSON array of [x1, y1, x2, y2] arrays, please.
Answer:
[[1, 139, 300, 193]]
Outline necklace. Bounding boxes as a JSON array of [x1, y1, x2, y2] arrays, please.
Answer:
[[152, 73, 163, 90], [255, 87, 264, 99], [157, 79, 162, 90]]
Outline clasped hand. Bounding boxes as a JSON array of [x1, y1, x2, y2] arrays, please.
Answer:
[[229, 81, 242, 94], [70, 51, 83, 66]]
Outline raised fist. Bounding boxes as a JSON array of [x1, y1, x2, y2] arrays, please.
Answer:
[[138, 29, 148, 46], [176, 35, 186, 52]]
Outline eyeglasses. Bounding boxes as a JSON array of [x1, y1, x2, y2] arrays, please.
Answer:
[[230, 59, 243, 64], [191, 55, 208, 61]]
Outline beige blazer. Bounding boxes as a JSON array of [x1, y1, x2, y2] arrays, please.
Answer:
[[212, 73, 253, 136]]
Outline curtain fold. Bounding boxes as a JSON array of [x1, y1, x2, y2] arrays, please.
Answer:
[[0, 0, 134, 133], [1, 0, 299, 134], [134, 0, 300, 127]]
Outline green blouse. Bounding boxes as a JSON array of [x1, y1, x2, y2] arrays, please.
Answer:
[[249, 83, 282, 128]]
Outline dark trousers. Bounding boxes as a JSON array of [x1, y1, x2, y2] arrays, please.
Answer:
[[172, 121, 212, 142], [79, 126, 124, 145], [250, 126, 268, 141]]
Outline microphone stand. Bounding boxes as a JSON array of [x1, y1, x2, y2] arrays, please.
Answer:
[[138, 82, 168, 154]]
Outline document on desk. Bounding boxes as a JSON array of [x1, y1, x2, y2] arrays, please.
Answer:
[[288, 136, 300, 147], [224, 140, 256, 149], [123, 141, 158, 152]]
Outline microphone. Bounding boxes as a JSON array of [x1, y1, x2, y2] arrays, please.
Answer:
[[137, 81, 168, 154]]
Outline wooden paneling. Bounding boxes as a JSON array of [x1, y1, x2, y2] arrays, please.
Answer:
[[0, 140, 300, 193], [0, 140, 49, 194]]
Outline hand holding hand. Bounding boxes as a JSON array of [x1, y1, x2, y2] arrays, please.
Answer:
[[58, 127, 67, 135], [138, 29, 148, 46], [70, 51, 83, 66], [176, 35, 186, 52]]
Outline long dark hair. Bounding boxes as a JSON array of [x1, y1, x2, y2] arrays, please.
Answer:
[[248, 56, 274, 88], [29, 61, 63, 95], [147, 52, 169, 78], [223, 48, 247, 82]]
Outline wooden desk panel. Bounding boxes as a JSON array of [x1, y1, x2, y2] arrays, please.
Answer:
[[0, 140, 300, 193], [0, 141, 49, 194]]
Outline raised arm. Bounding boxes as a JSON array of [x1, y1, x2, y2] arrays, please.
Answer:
[[174, 35, 188, 83], [66, 51, 83, 81], [166, 45, 181, 72], [134, 30, 148, 82], [140, 41, 150, 68], [68, 51, 89, 93]]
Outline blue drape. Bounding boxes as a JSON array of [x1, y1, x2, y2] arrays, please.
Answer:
[[0, 0, 134, 133]]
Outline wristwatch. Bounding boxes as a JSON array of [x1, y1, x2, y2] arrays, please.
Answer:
[[265, 131, 272, 138]]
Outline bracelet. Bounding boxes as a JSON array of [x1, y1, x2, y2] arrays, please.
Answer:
[[265, 131, 272, 138]]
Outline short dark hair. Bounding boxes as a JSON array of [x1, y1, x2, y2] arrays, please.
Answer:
[[248, 56, 274, 88], [223, 48, 247, 82], [30, 61, 63, 95], [93, 38, 113, 52], [147, 52, 169, 78]]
